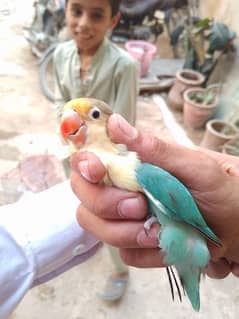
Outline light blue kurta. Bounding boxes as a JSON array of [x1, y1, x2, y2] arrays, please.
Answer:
[[53, 37, 140, 125]]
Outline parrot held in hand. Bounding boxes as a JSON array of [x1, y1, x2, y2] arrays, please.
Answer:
[[60, 97, 222, 311]]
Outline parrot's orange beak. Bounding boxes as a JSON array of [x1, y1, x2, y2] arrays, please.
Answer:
[[60, 109, 87, 147]]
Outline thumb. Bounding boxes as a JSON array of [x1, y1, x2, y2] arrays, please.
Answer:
[[108, 114, 218, 184]]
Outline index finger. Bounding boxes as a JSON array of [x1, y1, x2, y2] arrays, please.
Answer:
[[71, 151, 106, 183], [70, 152, 148, 220]]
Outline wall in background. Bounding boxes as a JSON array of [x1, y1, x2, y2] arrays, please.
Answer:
[[200, 0, 239, 35]]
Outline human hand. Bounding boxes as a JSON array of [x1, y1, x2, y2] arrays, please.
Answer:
[[71, 114, 239, 279]]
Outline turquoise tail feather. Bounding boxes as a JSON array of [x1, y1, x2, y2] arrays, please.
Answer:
[[176, 265, 201, 311], [159, 217, 209, 311]]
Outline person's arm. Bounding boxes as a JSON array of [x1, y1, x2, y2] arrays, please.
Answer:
[[71, 114, 239, 279], [113, 57, 140, 125], [0, 181, 100, 319]]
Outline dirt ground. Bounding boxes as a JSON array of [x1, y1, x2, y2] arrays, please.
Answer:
[[0, 1, 239, 319]]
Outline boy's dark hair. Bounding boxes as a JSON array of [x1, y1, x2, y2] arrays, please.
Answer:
[[109, 0, 121, 16], [65, 0, 121, 17]]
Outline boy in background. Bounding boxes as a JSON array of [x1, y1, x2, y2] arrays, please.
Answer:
[[53, 0, 139, 302]]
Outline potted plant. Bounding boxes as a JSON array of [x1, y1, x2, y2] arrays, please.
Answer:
[[168, 17, 236, 82], [167, 69, 205, 111], [183, 84, 219, 128], [221, 138, 239, 156], [200, 119, 239, 151]]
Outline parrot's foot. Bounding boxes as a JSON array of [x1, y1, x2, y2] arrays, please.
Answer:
[[143, 216, 158, 236], [97, 272, 129, 302]]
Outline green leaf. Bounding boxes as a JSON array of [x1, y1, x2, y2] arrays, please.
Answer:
[[207, 23, 236, 53], [192, 18, 211, 34], [194, 18, 211, 29], [204, 91, 215, 104]]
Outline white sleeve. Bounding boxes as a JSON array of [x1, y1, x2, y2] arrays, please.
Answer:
[[0, 180, 100, 319]]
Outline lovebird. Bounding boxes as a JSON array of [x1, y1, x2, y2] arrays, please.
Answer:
[[60, 97, 221, 311]]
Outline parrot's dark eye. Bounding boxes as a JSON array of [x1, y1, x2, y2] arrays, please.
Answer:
[[88, 107, 101, 120]]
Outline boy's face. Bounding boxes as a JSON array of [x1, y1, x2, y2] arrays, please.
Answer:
[[65, 0, 119, 55]]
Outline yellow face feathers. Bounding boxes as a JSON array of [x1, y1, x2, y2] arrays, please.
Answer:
[[63, 98, 91, 117], [63, 98, 113, 121]]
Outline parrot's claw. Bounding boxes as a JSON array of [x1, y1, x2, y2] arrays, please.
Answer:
[[143, 216, 158, 236]]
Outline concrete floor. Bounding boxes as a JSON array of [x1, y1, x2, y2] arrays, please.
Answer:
[[10, 247, 239, 319], [0, 1, 239, 319]]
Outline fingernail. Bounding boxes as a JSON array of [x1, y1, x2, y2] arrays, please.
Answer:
[[118, 197, 143, 219], [137, 228, 159, 248], [78, 160, 92, 182], [114, 114, 138, 139]]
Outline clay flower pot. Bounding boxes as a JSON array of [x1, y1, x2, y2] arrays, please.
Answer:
[[167, 69, 205, 111], [222, 138, 239, 156], [200, 119, 239, 151], [183, 87, 218, 129]]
